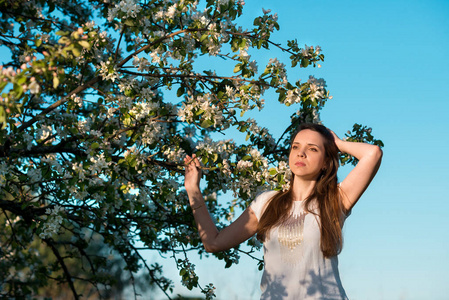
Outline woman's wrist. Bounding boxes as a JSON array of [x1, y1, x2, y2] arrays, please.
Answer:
[[334, 138, 345, 153], [191, 202, 206, 211]]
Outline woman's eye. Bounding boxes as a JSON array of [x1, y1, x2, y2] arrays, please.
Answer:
[[309, 148, 318, 152]]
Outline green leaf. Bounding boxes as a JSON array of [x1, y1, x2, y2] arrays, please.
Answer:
[[0, 107, 5, 129], [58, 36, 71, 44], [17, 76, 27, 85], [53, 76, 60, 89], [91, 142, 100, 150], [301, 59, 309, 68], [233, 64, 242, 73], [56, 30, 69, 36], [176, 86, 185, 97], [239, 38, 246, 49], [78, 41, 91, 50], [0, 81, 7, 93], [35, 39, 42, 47], [124, 19, 134, 26], [225, 260, 232, 268], [72, 47, 81, 57], [200, 119, 213, 128], [13, 83, 23, 98]]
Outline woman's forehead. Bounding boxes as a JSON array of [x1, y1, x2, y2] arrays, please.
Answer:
[[293, 129, 325, 146]]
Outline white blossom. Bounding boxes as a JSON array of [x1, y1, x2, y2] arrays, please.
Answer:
[[28, 81, 40, 94], [39, 205, 65, 239], [118, 0, 142, 19], [0, 162, 9, 187], [98, 60, 118, 82]]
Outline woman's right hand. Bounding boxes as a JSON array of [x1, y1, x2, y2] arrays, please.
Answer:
[[184, 154, 202, 193]]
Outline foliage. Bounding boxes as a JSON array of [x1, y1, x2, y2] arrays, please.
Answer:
[[0, 0, 382, 299]]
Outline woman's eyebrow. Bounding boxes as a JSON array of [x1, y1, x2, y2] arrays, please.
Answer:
[[292, 142, 321, 148]]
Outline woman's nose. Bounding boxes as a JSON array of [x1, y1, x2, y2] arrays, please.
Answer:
[[298, 149, 306, 157]]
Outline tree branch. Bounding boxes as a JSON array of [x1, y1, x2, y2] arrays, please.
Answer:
[[18, 76, 101, 132], [44, 238, 80, 300]]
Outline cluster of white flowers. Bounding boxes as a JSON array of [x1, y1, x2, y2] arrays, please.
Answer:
[[153, 177, 179, 203], [141, 121, 167, 146], [28, 78, 40, 94], [301, 44, 321, 59], [178, 94, 225, 128], [228, 248, 240, 264], [98, 60, 118, 82], [70, 94, 83, 108], [245, 118, 276, 150], [269, 160, 291, 191], [238, 49, 258, 73], [307, 76, 326, 102], [41, 155, 66, 177], [236, 160, 252, 170], [163, 146, 186, 163], [108, 0, 141, 21], [68, 184, 89, 200], [132, 55, 151, 72], [191, 11, 211, 27], [0, 161, 9, 187], [179, 258, 197, 287], [266, 58, 287, 85], [155, 3, 179, 20], [39, 205, 64, 239], [294, 107, 322, 124], [225, 85, 236, 100], [72, 162, 87, 181], [129, 101, 159, 121], [195, 138, 234, 160], [77, 117, 93, 134], [202, 283, 217, 300], [27, 167, 42, 184], [21, 132, 33, 150], [37, 124, 53, 141], [229, 148, 271, 198], [217, 0, 231, 6], [284, 88, 301, 106], [89, 153, 111, 174]]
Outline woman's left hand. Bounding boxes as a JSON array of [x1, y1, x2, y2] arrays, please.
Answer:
[[184, 154, 202, 193], [327, 128, 344, 151]]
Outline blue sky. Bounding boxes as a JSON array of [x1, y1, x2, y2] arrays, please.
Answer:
[[150, 0, 449, 299]]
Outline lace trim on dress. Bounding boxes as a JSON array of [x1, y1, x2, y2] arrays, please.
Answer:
[[277, 211, 307, 264]]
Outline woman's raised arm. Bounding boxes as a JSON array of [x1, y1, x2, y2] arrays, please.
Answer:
[[330, 131, 383, 212], [184, 154, 259, 253]]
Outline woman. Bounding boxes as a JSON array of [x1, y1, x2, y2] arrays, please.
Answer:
[[184, 123, 382, 299]]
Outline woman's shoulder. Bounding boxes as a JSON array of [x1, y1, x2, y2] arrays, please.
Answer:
[[250, 190, 278, 220]]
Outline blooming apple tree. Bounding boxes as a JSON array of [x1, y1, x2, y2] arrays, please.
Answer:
[[0, 0, 383, 299]]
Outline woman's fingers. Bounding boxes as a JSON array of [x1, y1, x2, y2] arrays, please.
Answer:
[[184, 154, 201, 171]]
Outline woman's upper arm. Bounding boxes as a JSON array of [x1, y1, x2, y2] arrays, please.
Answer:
[[207, 206, 259, 253], [339, 145, 383, 212]]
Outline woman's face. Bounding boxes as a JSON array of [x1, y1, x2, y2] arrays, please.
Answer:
[[289, 129, 327, 181]]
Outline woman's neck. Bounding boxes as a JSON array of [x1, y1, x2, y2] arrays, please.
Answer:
[[291, 177, 317, 201]]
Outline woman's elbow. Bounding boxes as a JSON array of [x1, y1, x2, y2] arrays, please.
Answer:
[[369, 145, 383, 167], [373, 145, 383, 161], [204, 243, 220, 253]]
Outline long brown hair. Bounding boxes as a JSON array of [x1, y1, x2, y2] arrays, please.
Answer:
[[256, 123, 344, 257]]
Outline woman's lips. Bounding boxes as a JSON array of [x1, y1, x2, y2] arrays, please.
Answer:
[[295, 161, 306, 167]]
